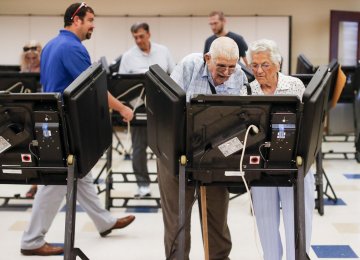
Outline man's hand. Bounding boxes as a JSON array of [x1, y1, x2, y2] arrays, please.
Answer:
[[118, 105, 134, 122], [107, 92, 134, 122]]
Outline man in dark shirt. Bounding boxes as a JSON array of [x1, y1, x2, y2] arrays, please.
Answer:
[[204, 11, 249, 67]]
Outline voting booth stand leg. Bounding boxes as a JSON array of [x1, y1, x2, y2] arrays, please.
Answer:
[[315, 152, 325, 216], [105, 147, 113, 210], [294, 156, 311, 260], [315, 148, 338, 216], [64, 155, 89, 260], [178, 156, 186, 260]]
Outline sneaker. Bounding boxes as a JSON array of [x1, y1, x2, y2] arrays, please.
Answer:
[[134, 186, 151, 198]]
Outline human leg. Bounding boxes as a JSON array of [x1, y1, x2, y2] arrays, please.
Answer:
[[157, 159, 195, 260], [76, 172, 117, 232], [252, 186, 282, 260], [304, 170, 315, 252], [279, 186, 295, 260], [206, 186, 232, 260], [280, 170, 316, 260], [21, 185, 67, 250], [131, 126, 150, 188]]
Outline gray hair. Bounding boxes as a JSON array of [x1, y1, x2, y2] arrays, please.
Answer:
[[208, 36, 239, 61], [246, 39, 282, 65], [130, 22, 150, 33]]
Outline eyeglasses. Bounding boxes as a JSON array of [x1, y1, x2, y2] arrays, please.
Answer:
[[215, 63, 236, 73], [250, 63, 272, 71], [71, 2, 87, 20], [23, 46, 38, 52]]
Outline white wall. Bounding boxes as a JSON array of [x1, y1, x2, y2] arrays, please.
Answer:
[[0, 15, 290, 74]]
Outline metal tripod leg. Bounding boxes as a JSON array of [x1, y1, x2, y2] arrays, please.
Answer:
[[294, 156, 311, 260], [178, 156, 187, 260], [315, 148, 338, 216], [64, 155, 89, 260], [315, 152, 325, 215]]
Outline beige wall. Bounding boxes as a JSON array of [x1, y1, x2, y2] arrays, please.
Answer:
[[0, 0, 359, 73]]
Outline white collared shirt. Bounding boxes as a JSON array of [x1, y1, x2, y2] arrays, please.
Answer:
[[119, 42, 175, 74]]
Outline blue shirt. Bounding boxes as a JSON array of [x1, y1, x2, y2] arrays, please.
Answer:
[[40, 30, 91, 93], [170, 53, 248, 102]]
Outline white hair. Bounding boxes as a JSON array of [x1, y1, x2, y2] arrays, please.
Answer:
[[246, 39, 282, 65], [208, 36, 239, 61]]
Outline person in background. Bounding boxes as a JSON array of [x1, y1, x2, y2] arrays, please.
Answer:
[[20, 40, 42, 198], [158, 36, 248, 259], [242, 38, 315, 260], [204, 11, 249, 67], [118, 22, 175, 197], [20, 40, 42, 73], [20, 3, 135, 256]]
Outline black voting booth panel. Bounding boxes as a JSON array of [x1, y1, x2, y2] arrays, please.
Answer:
[[299, 63, 339, 173], [0, 63, 111, 181], [339, 65, 360, 103], [0, 65, 21, 72], [187, 95, 301, 185], [296, 54, 316, 74], [63, 62, 112, 178], [145, 64, 186, 175], [0, 93, 67, 184], [0, 72, 41, 93], [107, 73, 147, 126], [98, 56, 110, 75], [292, 74, 314, 87], [109, 55, 122, 75], [239, 62, 255, 82]]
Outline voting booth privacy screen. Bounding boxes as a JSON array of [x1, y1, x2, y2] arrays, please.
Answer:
[[0, 72, 40, 93], [0, 93, 67, 184], [299, 62, 339, 173], [107, 73, 147, 126], [187, 95, 301, 185], [0, 62, 112, 183], [63, 62, 112, 177], [145, 64, 186, 175]]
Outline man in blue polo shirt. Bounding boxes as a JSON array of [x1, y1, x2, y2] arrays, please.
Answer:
[[20, 3, 135, 256]]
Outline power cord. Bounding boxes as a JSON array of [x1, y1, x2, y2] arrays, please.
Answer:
[[28, 140, 39, 161], [239, 124, 264, 260], [115, 86, 145, 157], [7, 82, 24, 93], [258, 142, 271, 162]]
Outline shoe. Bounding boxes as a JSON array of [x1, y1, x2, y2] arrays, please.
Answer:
[[25, 186, 37, 198], [100, 215, 135, 237], [134, 186, 151, 198], [21, 243, 64, 256]]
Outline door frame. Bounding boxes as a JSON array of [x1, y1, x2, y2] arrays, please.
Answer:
[[330, 10, 360, 62]]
